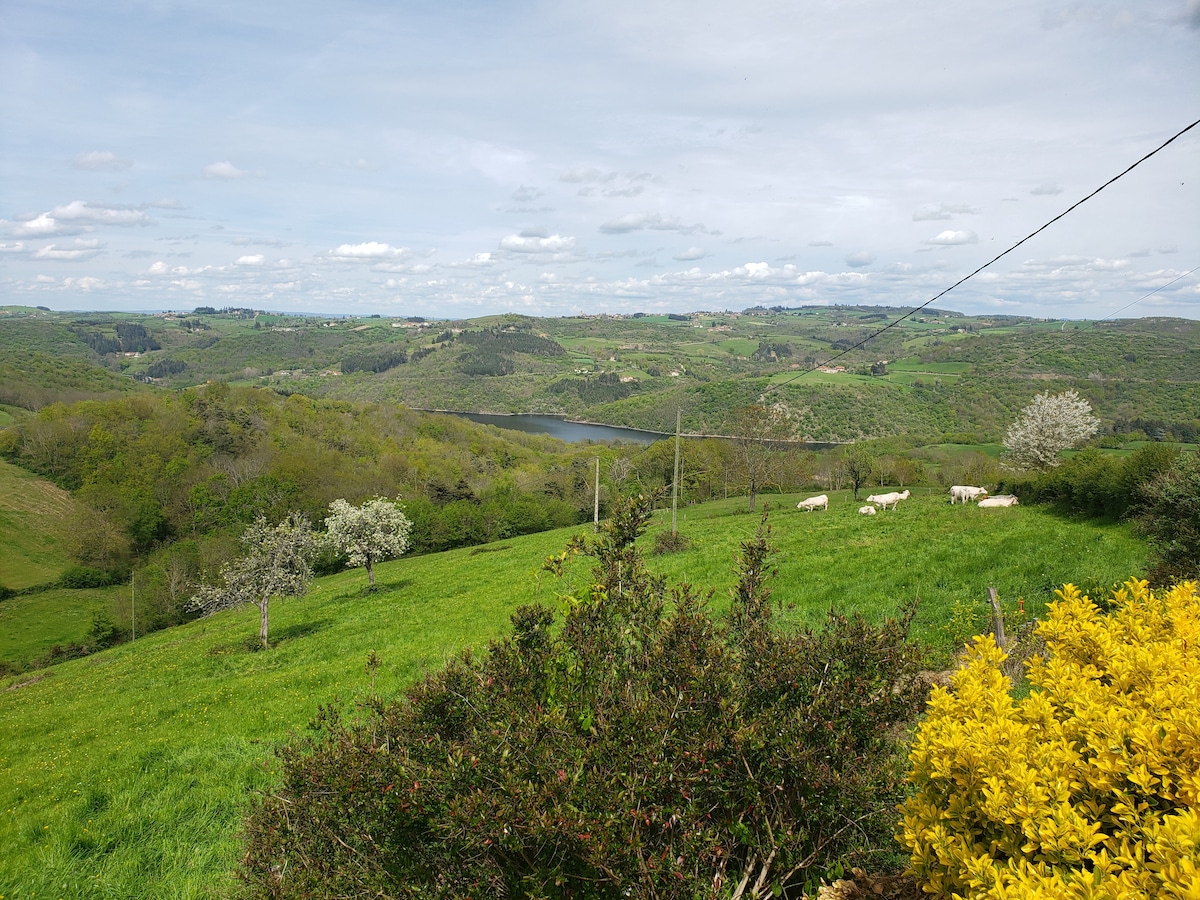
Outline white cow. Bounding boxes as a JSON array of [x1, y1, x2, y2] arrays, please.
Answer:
[[797, 494, 829, 512], [858, 505, 877, 515], [866, 489, 910, 510], [977, 495, 1019, 508], [950, 485, 989, 504]]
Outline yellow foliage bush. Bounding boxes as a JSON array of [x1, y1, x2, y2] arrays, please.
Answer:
[[899, 579, 1200, 899]]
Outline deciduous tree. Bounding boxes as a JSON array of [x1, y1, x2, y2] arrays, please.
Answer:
[[1003, 389, 1100, 472], [189, 513, 316, 648], [839, 444, 877, 500], [731, 402, 795, 511], [324, 497, 412, 588]]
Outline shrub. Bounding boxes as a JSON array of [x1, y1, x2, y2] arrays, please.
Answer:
[[58, 565, 120, 588], [899, 579, 1200, 899], [1137, 451, 1200, 585], [0, 584, 13, 602], [650, 529, 692, 554], [239, 498, 926, 898]]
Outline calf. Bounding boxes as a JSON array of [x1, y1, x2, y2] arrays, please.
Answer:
[[796, 494, 829, 512], [858, 505, 877, 515]]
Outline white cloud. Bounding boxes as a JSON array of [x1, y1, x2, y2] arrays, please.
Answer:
[[4, 201, 152, 238], [808, 240, 834, 248], [844, 251, 877, 268], [673, 246, 707, 261], [912, 202, 982, 221], [34, 239, 104, 260], [236, 254, 266, 266], [73, 151, 133, 171], [203, 161, 251, 179], [3, 214, 86, 238], [0, 241, 25, 253], [499, 233, 576, 253], [63, 276, 103, 290], [35, 274, 55, 283], [1030, 182, 1064, 196], [924, 230, 979, 246], [330, 241, 410, 260], [599, 213, 706, 235], [50, 200, 153, 227]]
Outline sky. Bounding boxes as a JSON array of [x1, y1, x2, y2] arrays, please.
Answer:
[[2, 0, 1198, 321]]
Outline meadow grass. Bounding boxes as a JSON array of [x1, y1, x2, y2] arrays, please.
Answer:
[[0, 459, 76, 590], [0, 493, 1147, 898], [0, 586, 121, 669]]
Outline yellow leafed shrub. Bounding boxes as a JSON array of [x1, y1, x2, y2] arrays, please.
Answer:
[[899, 579, 1200, 899]]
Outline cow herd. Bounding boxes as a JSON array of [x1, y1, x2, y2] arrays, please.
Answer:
[[796, 485, 1018, 514]]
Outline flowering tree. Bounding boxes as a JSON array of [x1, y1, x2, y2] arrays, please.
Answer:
[[189, 513, 317, 648], [1003, 389, 1100, 472], [324, 496, 412, 588]]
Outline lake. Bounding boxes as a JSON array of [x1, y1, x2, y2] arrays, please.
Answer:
[[447, 412, 664, 445]]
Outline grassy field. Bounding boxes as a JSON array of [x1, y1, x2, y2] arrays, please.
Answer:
[[0, 492, 1148, 898], [0, 459, 76, 590]]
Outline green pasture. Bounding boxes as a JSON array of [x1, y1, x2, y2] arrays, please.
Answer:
[[0, 493, 1148, 898], [0, 587, 121, 668], [0, 459, 76, 589], [888, 359, 970, 375]]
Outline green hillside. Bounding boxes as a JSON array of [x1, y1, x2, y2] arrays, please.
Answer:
[[0, 493, 1147, 897], [0, 458, 77, 589], [4, 307, 1197, 443]]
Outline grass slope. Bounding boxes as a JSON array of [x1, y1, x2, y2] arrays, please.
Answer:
[[0, 459, 76, 589], [0, 493, 1146, 898]]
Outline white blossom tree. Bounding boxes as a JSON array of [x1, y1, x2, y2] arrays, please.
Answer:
[[1003, 390, 1101, 472], [189, 513, 317, 649], [324, 497, 412, 588]]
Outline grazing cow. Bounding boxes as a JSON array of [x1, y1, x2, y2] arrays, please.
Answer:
[[858, 505, 877, 515], [950, 485, 989, 504], [797, 494, 829, 512], [977, 495, 1019, 508], [867, 489, 910, 510]]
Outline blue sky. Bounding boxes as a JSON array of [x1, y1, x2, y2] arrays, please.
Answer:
[[2, 0, 1198, 319]]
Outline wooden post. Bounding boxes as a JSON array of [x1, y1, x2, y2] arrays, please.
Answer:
[[987, 586, 1006, 651], [672, 409, 681, 534]]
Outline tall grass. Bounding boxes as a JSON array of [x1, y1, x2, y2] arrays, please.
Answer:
[[0, 492, 1146, 897]]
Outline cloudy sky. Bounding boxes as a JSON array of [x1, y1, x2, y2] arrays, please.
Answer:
[[2, 0, 1198, 320]]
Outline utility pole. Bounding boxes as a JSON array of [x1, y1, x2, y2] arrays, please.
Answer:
[[594, 456, 600, 530], [672, 409, 681, 535]]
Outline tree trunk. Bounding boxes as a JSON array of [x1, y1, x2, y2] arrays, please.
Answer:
[[748, 480, 757, 513], [366, 558, 375, 587], [259, 598, 270, 649]]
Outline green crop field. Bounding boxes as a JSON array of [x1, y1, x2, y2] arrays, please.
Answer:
[[0, 492, 1147, 898]]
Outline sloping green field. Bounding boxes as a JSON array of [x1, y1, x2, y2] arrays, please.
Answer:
[[0, 493, 1147, 898], [0, 459, 76, 590]]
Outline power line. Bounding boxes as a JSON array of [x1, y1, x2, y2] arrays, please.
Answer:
[[765, 116, 1200, 393]]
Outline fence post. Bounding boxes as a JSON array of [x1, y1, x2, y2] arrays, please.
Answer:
[[987, 586, 1006, 651]]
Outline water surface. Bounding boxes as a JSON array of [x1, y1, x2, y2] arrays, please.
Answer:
[[448, 412, 662, 444]]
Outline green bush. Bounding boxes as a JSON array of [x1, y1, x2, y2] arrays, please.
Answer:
[[58, 565, 120, 589], [1138, 451, 1200, 585], [238, 498, 926, 898]]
